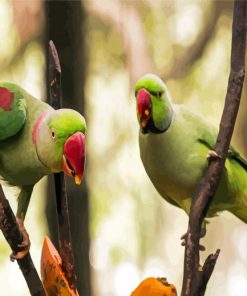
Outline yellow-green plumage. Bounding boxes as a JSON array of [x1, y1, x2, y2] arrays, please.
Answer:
[[0, 83, 52, 186], [0, 83, 86, 220], [136, 74, 247, 225]]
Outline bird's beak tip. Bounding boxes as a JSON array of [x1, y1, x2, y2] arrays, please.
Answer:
[[75, 175, 82, 185]]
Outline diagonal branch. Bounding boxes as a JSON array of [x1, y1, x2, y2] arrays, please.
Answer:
[[181, 0, 246, 295], [48, 40, 77, 291], [0, 185, 45, 295]]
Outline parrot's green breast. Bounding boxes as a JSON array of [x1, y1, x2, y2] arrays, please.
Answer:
[[139, 105, 247, 217], [140, 106, 205, 203]]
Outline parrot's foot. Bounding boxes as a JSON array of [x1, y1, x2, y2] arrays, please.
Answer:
[[206, 150, 221, 162], [181, 228, 206, 251], [10, 218, 30, 261]]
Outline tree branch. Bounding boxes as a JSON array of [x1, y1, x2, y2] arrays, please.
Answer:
[[0, 185, 45, 295], [48, 40, 77, 291], [182, 1, 246, 295]]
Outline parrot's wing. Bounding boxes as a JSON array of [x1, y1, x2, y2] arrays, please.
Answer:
[[197, 119, 247, 171], [0, 83, 27, 141], [163, 193, 181, 209], [227, 147, 247, 170]]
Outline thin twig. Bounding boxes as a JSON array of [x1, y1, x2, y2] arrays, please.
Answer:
[[48, 40, 77, 290], [0, 185, 45, 295], [182, 1, 246, 295]]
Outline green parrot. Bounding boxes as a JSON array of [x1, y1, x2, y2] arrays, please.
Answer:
[[134, 73, 247, 237], [0, 83, 86, 259]]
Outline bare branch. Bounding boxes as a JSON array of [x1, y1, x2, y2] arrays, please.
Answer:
[[48, 40, 77, 291], [0, 185, 45, 295], [182, 0, 246, 295]]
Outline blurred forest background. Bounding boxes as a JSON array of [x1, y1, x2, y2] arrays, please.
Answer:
[[0, 0, 247, 295]]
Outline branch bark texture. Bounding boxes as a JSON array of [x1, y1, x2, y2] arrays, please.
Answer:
[[48, 40, 77, 291], [182, 1, 246, 295], [0, 185, 45, 295], [45, 2, 91, 294]]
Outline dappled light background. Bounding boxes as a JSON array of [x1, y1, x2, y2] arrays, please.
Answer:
[[0, 0, 247, 295]]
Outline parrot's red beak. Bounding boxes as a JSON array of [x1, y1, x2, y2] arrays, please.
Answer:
[[136, 88, 152, 129], [62, 132, 85, 185]]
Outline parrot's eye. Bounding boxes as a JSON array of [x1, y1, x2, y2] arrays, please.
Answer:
[[51, 130, 56, 139], [157, 92, 163, 99]]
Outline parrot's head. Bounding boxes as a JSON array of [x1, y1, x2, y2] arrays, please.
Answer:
[[135, 74, 173, 134], [34, 109, 86, 185]]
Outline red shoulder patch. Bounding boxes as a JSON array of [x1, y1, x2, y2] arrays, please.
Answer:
[[0, 87, 14, 111]]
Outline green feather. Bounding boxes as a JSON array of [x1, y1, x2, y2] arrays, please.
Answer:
[[0, 83, 86, 220], [136, 74, 247, 226], [0, 83, 27, 141], [49, 109, 86, 144]]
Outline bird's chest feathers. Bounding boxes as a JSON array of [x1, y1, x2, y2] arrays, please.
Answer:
[[139, 121, 206, 200]]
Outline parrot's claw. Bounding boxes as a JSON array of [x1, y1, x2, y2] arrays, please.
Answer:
[[180, 229, 206, 251], [206, 150, 221, 162], [10, 249, 29, 261], [199, 244, 206, 251], [10, 218, 30, 261]]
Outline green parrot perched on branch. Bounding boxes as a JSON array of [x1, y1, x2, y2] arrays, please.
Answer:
[[0, 83, 86, 259], [135, 74, 247, 239]]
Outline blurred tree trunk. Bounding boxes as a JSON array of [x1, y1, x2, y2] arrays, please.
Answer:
[[44, 1, 91, 295]]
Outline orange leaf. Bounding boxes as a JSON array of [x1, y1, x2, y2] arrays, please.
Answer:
[[131, 277, 177, 296], [40, 236, 79, 296]]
